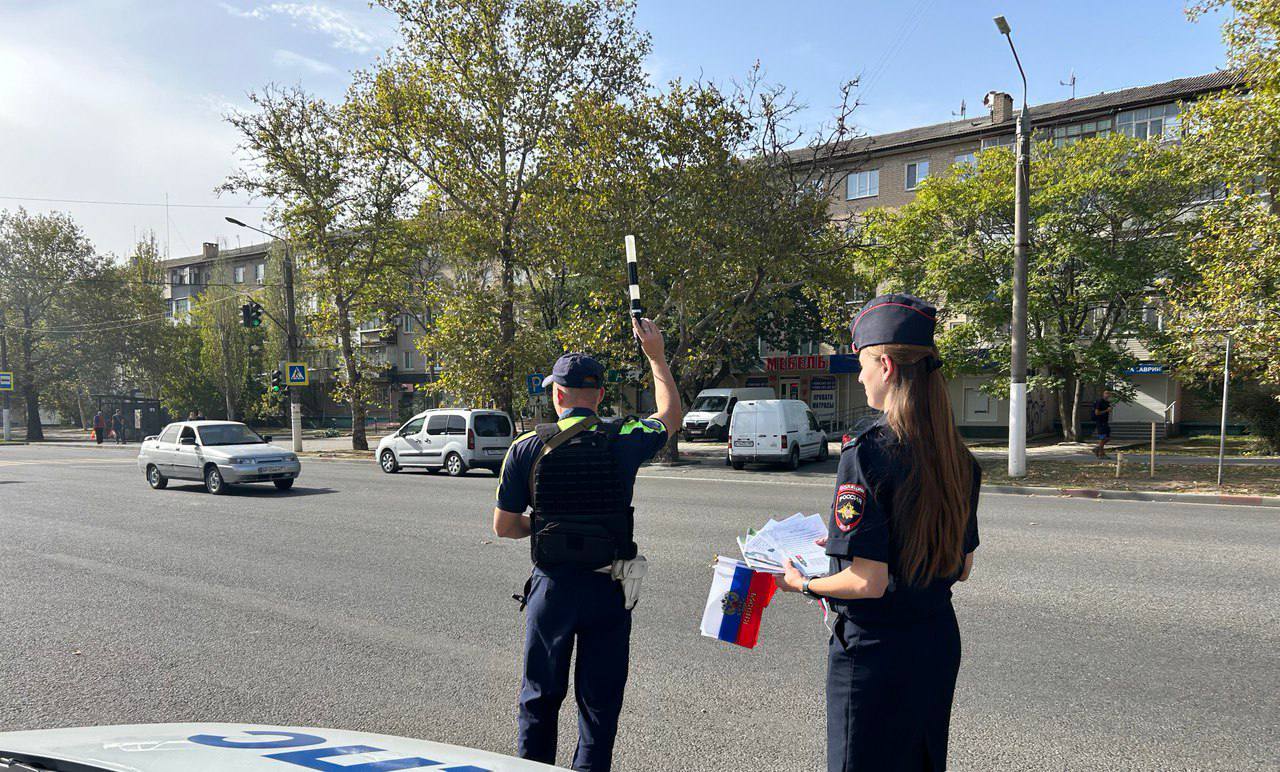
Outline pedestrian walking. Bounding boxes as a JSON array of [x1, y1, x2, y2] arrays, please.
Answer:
[[1093, 389, 1114, 458], [92, 410, 106, 445], [110, 409, 125, 444], [774, 294, 981, 772], [492, 317, 681, 772]]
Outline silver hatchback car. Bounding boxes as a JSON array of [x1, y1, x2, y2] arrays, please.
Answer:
[[137, 421, 301, 494]]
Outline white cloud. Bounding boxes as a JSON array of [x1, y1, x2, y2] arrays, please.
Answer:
[[273, 48, 336, 74], [220, 2, 379, 53]]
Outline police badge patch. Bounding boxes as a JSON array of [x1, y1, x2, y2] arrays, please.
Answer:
[[834, 483, 866, 532]]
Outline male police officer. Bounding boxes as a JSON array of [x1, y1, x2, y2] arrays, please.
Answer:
[[493, 317, 680, 772]]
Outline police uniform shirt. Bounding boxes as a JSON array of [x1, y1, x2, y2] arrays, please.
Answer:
[[496, 408, 669, 514], [824, 422, 981, 625]]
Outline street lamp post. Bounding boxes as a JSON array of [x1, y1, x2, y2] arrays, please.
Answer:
[[995, 14, 1031, 478], [226, 217, 303, 453]]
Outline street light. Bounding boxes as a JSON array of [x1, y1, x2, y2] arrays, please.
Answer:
[[225, 216, 303, 454], [994, 14, 1031, 478]]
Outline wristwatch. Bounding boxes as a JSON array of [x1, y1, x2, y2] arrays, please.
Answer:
[[801, 578, 822, 599]]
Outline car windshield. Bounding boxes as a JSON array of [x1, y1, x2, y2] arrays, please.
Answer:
[[691, 396, 728, 412], [197, 424, 266, 446], [474, 414, 511, 437]]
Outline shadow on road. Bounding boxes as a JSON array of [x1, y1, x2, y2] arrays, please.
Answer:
[[162, 484, 340, 497]]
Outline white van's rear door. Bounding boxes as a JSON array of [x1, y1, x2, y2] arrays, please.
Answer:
[[730, 402, 758, 458], [472, 412, 514, 461]]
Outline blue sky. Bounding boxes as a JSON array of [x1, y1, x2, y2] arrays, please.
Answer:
[[0, 1, 1229, 259]]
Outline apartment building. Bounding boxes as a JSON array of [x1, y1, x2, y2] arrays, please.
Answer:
[[723, 70, 1243, 438], [162, 242, 440, 424]]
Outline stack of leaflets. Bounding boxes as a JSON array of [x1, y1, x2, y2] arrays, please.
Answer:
[[736, 512, 829, 578]]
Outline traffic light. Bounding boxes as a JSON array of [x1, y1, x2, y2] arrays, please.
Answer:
[[270, 370, 283, 393], [241, 301, 264, 328]]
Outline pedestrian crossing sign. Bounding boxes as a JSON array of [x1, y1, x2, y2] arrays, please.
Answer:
[[286, 363, 309, 386], [0, 371, 11, 392]]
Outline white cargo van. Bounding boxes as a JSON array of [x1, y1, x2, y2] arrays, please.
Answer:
[[728, 399, 828, 470], [682, 387, 776, 441]]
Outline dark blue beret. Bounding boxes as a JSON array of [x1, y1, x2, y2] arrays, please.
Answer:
[[851, 294, 937, 352]]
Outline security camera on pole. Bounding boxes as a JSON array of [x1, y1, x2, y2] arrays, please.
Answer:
[[995, 15, 1031, 478]]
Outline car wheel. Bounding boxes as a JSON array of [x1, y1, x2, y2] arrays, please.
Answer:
[[445, 452, 466, 477], [204, 465, 228, 495], [786, 447, 800, 471], [731, 457, 746, 471], [273, 478, 295, 491], [379, 449, 400, 474], [817, 441, 829, 462], [146, 464, 168, 490]]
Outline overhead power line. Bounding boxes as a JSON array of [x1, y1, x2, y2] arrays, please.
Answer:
[[0, 194, 269, 210]]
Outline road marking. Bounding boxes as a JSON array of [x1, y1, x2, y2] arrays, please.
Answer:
[[0, 457, 134, 466], [637, 472, 830, 488]]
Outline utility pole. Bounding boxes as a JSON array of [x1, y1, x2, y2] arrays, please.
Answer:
[[227, 217, 302, 452], [996, 15, 1031, 478], [282, 241, 302, 453], [1, 311, 10, 441]]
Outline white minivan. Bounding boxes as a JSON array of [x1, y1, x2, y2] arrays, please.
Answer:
[[682, 387, 776, 441], [377, 409, 514, 476], [728, 399, 829, 470]]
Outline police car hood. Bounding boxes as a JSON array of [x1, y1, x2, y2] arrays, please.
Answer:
[[0, 723, 564, 771]]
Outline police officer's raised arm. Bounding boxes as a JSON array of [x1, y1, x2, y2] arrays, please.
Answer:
[[632, 317, 680, 434]]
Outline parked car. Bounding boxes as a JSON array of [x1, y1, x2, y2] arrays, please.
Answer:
[[681, 387, 775, 441], [0, 722, 562, 771], [728, 399, 828, 470], [137, 421, 301, 494], [377, 408, 514, 476]]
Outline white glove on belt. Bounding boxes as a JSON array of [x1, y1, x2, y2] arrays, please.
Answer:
[[603, 555, 648, 610]]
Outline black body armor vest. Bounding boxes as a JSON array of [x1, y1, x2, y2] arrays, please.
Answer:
[[529, 419, 637, 570]]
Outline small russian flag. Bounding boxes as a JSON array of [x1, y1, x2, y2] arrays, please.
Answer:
[[700, 557, 778, 649]]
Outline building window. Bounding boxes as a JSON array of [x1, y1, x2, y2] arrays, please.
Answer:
[[234, 266, 245, 284], [981, 135, 1015, 150], [905, 160, 930, 191], [1051, 117, 1112, 147], [173, 298, 190, 320], [1117, 103, 1181, 141], [255, 263, 265, 284], [403, 350, 415, 369], [171, 269, 184, 286], [954, 152, 977, 167], [402, 314, 413, 333], [846, 169, 879, 200]]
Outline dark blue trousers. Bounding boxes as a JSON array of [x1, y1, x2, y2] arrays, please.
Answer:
[[826, 609, 961, 772], [518, 567, 632, 772]]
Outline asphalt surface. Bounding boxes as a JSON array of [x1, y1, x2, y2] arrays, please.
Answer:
[[0, 443, 1276, 771]]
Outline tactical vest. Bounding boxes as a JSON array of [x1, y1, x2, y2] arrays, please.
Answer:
[[528, 417, 637, 570]]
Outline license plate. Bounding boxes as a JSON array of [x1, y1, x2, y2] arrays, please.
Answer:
[[485, 448, 505, 455], [262, 466, 284, 474], [734, 439, 754, 447]]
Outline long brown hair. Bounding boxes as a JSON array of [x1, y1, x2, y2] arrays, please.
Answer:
[[862, 343, 975, 585]]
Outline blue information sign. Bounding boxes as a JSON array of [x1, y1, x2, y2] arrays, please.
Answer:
[[527, 374, 545, 395]]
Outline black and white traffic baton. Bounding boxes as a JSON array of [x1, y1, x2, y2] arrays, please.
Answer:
[[625, 234, 643, 320]]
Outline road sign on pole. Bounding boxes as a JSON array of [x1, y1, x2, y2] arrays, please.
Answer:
[[0, 372, 11, 392], [527, 374, 545, 395], [286, 363, 309, 386]]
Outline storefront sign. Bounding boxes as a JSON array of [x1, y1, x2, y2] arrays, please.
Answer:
[[744, 377, 770, 388], [809, 376, 837, 422], [828, 354, 860, 374], [1124, 362, 1165, 375], [764, 355, 828, 372]]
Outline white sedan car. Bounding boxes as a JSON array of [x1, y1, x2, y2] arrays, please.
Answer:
[[137, 421, 301, 494], [0, 723, 563, 770]]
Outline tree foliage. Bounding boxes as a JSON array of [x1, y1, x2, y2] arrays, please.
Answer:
[[863, 135, 1205, 439]]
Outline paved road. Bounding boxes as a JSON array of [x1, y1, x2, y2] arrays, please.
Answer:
[[1, 444, 1276, 770]]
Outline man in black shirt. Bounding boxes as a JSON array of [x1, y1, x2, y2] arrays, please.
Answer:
[[1093, 389, 1114, 457]]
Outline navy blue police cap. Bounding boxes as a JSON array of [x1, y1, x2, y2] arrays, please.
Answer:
[[850, 293, 937, 352], [543, 352, 605, 389]]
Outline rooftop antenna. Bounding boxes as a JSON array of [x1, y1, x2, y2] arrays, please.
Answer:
[[952, 99, 967, 119], [1060, 69, 1077, 99]]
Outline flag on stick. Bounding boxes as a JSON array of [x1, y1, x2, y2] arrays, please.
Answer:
[[700, 557, 778, 649]]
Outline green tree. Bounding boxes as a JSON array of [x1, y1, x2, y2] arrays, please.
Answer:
[[224, 86, 412, 449], [190, 257, 262, 420], [864, 135, 1205, 440], [1157, 0, 1280, 447], [352, 0, 650, 419], [0, 209, 108, 439]]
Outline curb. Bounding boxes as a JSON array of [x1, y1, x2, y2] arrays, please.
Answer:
[[983, 484, 1280, 508]]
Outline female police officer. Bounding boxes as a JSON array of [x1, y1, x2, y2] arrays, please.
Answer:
[[775, 294, 980, 772]]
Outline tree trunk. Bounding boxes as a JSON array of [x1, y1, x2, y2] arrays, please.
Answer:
[[1068, 377, 1083, 443], [497, 243, 516, 419], [1054, 375, 1073, 443], [337, 310, 367, 450], [19, 319, 42, 441], [224, 389, 236, 422]]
